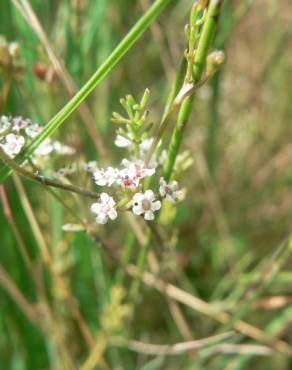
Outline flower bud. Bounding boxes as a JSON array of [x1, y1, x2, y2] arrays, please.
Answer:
[[206, 49, 225, 75], [139, 88, 150, 110]]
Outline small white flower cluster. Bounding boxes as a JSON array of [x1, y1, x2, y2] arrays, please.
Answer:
[[159, 177, 182, 201], [87, 90, 186, 226], [93, 159, 155, 189], [90, 176, 182, 225], [89, 117, 183, 225], [0, 115, 75, 160]]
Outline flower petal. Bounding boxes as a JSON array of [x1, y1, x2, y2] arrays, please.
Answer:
[[144, 189, 155, 201], [96, 215, 108, 224], [133, 193, 144, 202], [108, 209, 117, 220], [132, 205, 144, 215], [144, 210, 154, 220], [91, 203, 101, 214], [151, 200, 161, 211], [100, 192, 110, 203]]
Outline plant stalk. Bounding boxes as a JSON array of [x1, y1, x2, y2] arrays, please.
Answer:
[[163, 0, 224, 181]]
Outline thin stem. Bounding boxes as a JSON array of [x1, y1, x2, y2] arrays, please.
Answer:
[[128, 266, 292, 355], [0, 0, 174, 183], [219, 237, 292, 333], [0, 185, 32, 268], [0, 147, 100, 200], [0, 263, 39, 326]]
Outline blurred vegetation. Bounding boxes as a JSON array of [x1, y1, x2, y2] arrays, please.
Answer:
[[0, 0, 292, 369]]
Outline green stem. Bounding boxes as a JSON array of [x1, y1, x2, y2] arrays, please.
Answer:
[[129, 239, 149, 303], [163, 0, 224, 181], [0, 0, 173, 183]]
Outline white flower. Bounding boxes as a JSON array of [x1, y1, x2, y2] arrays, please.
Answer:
[[132, 190, 161, 220], [25, 123, 42, 138], [93, 167, 118, 187], [114, 134, 132, 148], [117, 160, 155, 188], [121, 159, 155, 177], [117, 167, 140, 188], [56, 164, 77, 176], [1, 133, 25, 157], [0, 116, 11, 135], [12, 117, 30, 132], [34, 138, 53, 156], [82, 161, 98, 172], [53, 141, 76, 155], [139, 137, 154, 155], [91, 193, 117, 224], [159, 177, 182, 201]]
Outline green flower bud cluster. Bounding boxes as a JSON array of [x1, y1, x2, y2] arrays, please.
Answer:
[[111, 89, 152, 150]]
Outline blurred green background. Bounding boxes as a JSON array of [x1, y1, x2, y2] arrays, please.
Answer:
[[0, 0, 292, 369]]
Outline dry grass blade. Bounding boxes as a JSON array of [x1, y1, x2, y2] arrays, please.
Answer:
[[0, 185, 33, 271], [207, 343, 274, 356], [110, 331, 235, 355], [127, 266, 292, 355], [0, 263, 39, 326]]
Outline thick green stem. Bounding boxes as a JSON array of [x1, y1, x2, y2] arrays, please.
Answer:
[[163, 97, 193, 181], [163, 0, 224, 181], [0, 0, 173, 183]]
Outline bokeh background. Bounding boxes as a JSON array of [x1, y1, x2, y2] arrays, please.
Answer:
[[0, 0, 292, 369]]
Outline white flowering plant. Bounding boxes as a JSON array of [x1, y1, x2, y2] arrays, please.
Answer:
[[0, 0, 226, 232], [3, 2, 278, 370]]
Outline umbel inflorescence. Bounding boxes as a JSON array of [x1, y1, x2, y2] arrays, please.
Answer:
[[89, 89, 184, 224], [0, 115, 75, 161]]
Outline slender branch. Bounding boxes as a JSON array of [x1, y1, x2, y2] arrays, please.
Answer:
[[0, 147, 100, 200]]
